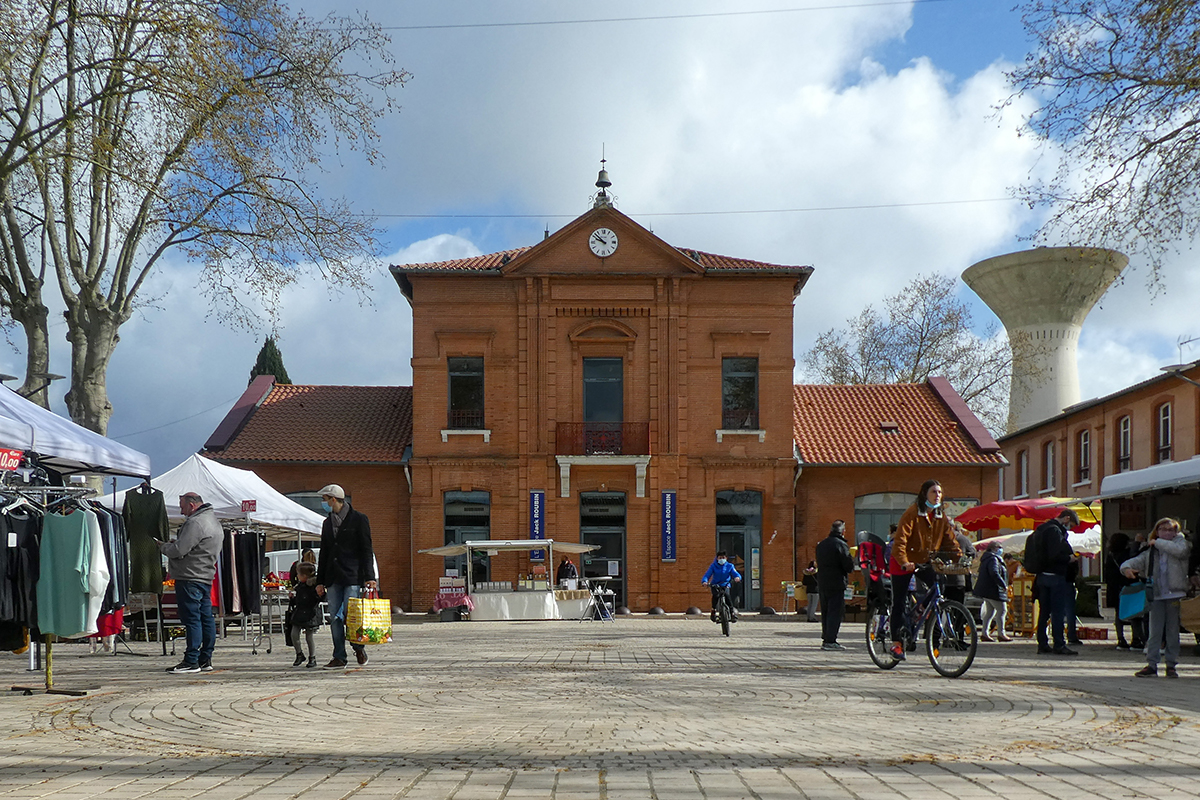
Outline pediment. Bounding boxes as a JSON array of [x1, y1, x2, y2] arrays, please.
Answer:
[[500, 206, 705, 278], [568, 319, 638, 344]]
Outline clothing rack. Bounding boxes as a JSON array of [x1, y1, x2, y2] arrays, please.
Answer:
[[5, 485, 100, 696]]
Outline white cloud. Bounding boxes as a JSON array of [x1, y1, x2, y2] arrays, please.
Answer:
[[7, 1, 1195, 480]]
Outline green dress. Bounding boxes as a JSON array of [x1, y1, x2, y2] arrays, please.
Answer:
[[123, 488, 168, 595]]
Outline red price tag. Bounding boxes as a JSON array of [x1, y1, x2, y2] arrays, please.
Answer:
[[241, 500, 257, 512], [0, 448, 23, 471]]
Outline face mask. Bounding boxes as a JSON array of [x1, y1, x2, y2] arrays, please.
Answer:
[[717, 558, 727, 565], [321, 501, 332, 514]]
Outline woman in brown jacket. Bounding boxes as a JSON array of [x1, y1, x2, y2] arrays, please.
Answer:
[[887, 479, 961, 660]]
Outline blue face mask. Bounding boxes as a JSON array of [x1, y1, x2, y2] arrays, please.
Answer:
[[320, 501, 332, 514], [717, 558, 727, 565]]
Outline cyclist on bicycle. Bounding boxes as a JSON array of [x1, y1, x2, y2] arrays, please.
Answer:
[[701, 551, 742, 622], [889, 479, 961, 660]]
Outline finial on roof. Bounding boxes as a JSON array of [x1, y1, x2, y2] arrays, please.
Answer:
[[592, 152, 616, 209]]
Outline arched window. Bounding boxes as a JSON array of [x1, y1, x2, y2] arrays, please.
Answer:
[[1041, 441, 1056, 492], [1075, 429, 1091, 483], [1116, 415, 1131, 473], [1156, 403, 1172, 463]]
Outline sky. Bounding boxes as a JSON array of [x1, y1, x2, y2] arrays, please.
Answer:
[[3, 0, 1198, 483]]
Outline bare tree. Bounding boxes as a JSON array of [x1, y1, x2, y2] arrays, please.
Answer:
[[802, 274, 1012, 434], [1007, 0, 1200, 283], [0, 0, 408, 431]]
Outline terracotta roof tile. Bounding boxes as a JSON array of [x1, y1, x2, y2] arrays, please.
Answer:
[[208, 384, 411, 464], [394, 246, 805, 274], [793, 383, 1006, 466], [401, 247, 529, 272]]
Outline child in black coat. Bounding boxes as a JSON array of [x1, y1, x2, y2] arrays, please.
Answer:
[[289, 562, 322, 668]]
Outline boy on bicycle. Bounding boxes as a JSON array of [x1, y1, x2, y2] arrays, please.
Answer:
[[702, 551, 742, 622]]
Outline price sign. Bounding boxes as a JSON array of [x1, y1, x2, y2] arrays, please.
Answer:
[[0, 448, 23, 471], [241, 500, 257, 512]]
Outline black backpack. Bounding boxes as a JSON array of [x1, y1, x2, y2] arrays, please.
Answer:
[[1022, 526, 1045, 574]]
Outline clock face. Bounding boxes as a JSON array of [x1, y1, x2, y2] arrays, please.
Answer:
[[589, 227, 618, 257]]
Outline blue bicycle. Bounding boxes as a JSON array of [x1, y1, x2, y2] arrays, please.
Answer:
[[865, 557, 978, 678]]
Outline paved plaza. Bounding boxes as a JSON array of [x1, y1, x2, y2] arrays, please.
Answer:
[[3, 615, 1199, 799]]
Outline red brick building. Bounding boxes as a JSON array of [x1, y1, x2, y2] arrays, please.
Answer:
[[203, 199, 1006, 612], [793, 380, 1006, 570], [203, 380, 414, 609], [996, 360, 1200, 538]]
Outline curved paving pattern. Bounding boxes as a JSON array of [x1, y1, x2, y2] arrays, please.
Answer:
[[4, 618, 1199, 798]]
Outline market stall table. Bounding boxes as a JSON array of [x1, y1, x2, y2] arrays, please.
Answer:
[[418, 539, 600, 621], [470, 591, 560, 621]]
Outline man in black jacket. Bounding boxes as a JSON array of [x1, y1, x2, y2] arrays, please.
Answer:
[[315, 484, 377, 669], [1030, 508, 1080, 656], [815, 520, 856, 651]]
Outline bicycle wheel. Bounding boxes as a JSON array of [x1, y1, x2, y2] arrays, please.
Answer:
[[925, 599, 977, 678], [865, 604, 899, 669], [718, 597, 731, 637]]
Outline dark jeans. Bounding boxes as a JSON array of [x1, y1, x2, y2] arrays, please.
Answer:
[[1035, 573, 1070, 649], [891, 572, 912, 645], [890, 568, 934, 645], [819, 588, 845, 644], [175, 579, 216, 666], [944, 584, 966, 605]]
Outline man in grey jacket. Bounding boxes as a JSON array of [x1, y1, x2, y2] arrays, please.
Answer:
[[157, 492, 223, 674]]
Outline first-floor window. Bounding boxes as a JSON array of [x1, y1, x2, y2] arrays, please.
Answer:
[[1156, 403, 1172, 463], [1015, 449, 1029, 496], [1076, 429, 1091, 483], [448, 356, 485, 428], [1042, 441, 1055, 492], [1117, 415, 1131, 472], [721, 357, 759, 429]]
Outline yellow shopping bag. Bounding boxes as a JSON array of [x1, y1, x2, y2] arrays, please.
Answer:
[[346, 589, 392, 645]]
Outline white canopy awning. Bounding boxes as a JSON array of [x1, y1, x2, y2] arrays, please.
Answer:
[[420, 539, 598, 557], [97, 453, 323, 540], [0, 386, 150, 477], [1099, 456, 1200, 499]]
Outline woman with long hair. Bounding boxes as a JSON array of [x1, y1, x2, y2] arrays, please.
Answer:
[[888, 479, 961, 660]]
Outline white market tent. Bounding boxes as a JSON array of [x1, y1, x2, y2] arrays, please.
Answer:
[[974, 526, 1102, 556], [0, 386, 150, 477], [98, 453, 323, 540]]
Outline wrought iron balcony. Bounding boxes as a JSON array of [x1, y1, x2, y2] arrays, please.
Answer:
[[556, 422, 650, 456], [447, 409, 486, 429]]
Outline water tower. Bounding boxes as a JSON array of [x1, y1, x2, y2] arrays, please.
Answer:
[[962, 247, 1127, 433]]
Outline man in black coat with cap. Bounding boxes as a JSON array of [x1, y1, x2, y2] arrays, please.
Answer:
[[315, 484, 377, 669], [815, 520, 856, 651]]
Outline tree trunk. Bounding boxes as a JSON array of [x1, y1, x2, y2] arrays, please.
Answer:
[[0, 189, 53, 408], [63, 305, 122, 435], [17, 308, 53, 407]]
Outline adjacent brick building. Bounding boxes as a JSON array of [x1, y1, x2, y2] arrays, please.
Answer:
[[793, 380, 1006, 570], [996, 360, 1200, 538]]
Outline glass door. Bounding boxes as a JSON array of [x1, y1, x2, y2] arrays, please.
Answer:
[[444, 490, 491, 587], [580, 491, 626, 607], [716, 490, 763, 610]]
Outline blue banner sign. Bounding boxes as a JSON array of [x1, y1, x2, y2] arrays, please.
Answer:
[[661, 490, 677, 562], [530, 490, 545, 561]]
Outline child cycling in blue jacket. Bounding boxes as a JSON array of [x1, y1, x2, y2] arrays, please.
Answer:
[[701, 551, 742, 622]]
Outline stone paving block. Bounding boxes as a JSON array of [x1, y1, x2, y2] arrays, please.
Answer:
[[4, 620, 1200, 800]]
